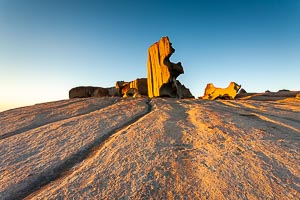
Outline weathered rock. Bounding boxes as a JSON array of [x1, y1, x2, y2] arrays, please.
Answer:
[[93, 87, 109, 97], [129, 78, 148, 96], [69, 86, 109, 99], [236, 90, 300, 100], [69, 86, 98, 98], [159, 82, 177, 97], [278, 89, 290, 92], [158, 80, 194, 98], [202, 82, 241, 100], [238, 88, 247, 94], [116, 78, 148, 97], [235, 88, 249, 98], [69, 86, 118, 98], [177, 81, 194, 98], [147, 36, 184, 98], [125, 88, 140, 97], [107, 87, 121, 97]]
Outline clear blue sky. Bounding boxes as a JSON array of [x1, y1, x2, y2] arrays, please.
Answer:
[[0, 0, 299, 111]]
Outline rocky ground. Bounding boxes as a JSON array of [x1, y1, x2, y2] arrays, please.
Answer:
[[0, 95, 299, 199]]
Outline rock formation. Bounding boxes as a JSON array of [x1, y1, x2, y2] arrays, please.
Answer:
[[159, 80, 194, 98], [278, 89, 290, 92], [107, 87, 121, 97], [69, 86, 120, 99], [69, 86, 108, 99], [177, 81, 194, 98], [236, 90, 300, 100], [69, 37, 194, 99], [93, 87, 109, 97], [238, 88, 247, 94], [116, 78, 148, 97], [202, 82, 241, 100], [147, 36, 186, 98]]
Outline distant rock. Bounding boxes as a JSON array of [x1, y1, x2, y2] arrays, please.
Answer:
[[295, 93, 300, 99], [69, 86, 99, 98], [238, 88, 247, 94], [235, 90, 300, 101], [278, 89, 290, 93], [202, 82, 241, 100], [107, 87, 121, 97], [69, 86, 120, 99], [93, 87, 109, 97]]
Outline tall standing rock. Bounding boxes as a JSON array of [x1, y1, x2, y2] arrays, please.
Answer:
[[147, 36, 184, 98]]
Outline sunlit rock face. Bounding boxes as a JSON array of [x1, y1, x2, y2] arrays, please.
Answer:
[[202, 82, 241, 100], [116, 78, 148, 97], [147, 36, 185, 98], [129, 78, 148, 97]]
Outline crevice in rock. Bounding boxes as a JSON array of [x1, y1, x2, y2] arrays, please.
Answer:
[[6, 99, 153, 200]]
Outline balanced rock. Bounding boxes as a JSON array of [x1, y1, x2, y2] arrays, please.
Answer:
[[147, 36, 184, 98], [202, 82, 241, 100]]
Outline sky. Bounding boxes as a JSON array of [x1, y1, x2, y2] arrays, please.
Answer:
[[0, 0, 299, 112]]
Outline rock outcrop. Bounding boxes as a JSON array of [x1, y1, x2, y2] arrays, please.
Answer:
[[107, 87, 121, 97], [69, 36, 194, 99], [177, 81, 194, 98], [238, 88, 247, 94], [116, 78, 148, 97], [159, 80, 194, 98], [147, 36, 185, 98], [69, 86, 108, 99], [236, 90, 300, 100], [69, 86, 120, 99], [3, 98, 300, 199], [202, 82, 241, 100]]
